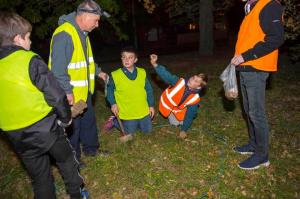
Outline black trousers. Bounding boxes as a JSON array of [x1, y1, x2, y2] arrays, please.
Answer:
[[6, 117, 84, 199]]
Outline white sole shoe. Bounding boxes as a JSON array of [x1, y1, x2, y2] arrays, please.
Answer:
[[238, 161, 270, 170], [232, 147, 254, 155]]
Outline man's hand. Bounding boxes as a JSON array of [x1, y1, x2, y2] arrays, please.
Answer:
[[150, 54, 158, 68], [231, 55, 245, 66], [149, 107, 155, 118], [111, 104, 119, 116], [98, 71, 108, 81], [70, 100, 87, 118], [66, 93, 74, 105]]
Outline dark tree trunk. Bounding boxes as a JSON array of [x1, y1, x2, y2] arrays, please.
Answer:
[[199, 0, 214, 55]]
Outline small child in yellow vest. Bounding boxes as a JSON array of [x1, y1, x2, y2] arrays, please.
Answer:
[[103, 47, 155, 142], [0, 12, 87, 198], [150, 54, 208, 139]]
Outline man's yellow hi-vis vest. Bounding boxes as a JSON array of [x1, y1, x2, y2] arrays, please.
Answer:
[[112, 68, 149, 120], [0, 50, 52, 131], [49, 22, 96, 103]]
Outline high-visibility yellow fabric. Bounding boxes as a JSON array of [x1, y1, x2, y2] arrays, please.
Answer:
[[49, 22, 95, 102], [0, 50, 52, 131], [112, 68, 149, 120]]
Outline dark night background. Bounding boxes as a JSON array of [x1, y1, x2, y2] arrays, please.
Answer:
[[1, 0, 298, 64]]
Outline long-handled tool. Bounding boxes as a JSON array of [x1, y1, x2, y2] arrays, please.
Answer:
[[116, 114, 126, 137], [104, 76, 132, 142], [104, 76, 110, 98], [116, 115, 133, 142]]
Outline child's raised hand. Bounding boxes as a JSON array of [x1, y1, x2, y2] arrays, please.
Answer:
[[150, 54, 158, 67]]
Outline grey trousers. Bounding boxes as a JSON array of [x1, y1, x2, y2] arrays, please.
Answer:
[[239, 71, 270, 157], [168, 113, 183, 126]]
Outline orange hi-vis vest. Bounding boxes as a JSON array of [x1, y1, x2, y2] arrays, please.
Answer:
[[235, 0, 278, 72], [159, 78, 200, 121]]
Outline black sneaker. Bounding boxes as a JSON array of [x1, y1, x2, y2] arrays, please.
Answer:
[[233, 144, 255, 155], [238, 154, 270, 170]]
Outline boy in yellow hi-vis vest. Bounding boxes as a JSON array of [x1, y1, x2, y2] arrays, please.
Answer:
[[103, 47, 155, 142], [0, 12, 88, 198]]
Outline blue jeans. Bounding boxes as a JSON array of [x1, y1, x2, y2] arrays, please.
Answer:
[[239, 71, 270, 157], [113, 114, 152, 134], [68, 93, 99, 160]]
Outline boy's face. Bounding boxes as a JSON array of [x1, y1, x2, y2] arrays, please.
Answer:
[[121, 52, 137, 69], [187, 75, 203, 90], [14, 32, 31, 50]]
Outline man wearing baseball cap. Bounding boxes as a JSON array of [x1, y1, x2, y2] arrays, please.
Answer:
[[49, 0, 111, 168]]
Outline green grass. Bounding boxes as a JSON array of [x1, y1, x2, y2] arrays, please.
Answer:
[[1, 53, 299, 199]]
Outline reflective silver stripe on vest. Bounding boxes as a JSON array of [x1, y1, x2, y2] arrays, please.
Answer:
[[68, 57, 93, 69], [90, 74, 95, 80], [184, 94, 200, 107], [166, 79, 185, 106], [68, 61, 87, 69], [168, 79, 185, 97], [160, 96, 181, 113], [70, 80, 88, 87]]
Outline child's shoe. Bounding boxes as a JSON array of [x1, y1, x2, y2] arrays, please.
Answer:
[[102, 116, 115, 133], [119, 134, 133, 143], [179, 131, 187, 139], [80, 187, 89, 199]]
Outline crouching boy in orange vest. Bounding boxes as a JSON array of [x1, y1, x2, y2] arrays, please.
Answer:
[[150, 54, 208, 139]]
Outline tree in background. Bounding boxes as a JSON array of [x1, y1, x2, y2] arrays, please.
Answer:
[[0, 0, 127, 40], [163, 0, 214, 55], [1, 0, 298, 59], [141, 0, 300, 60], [141, 0, 229, 56], [282, 0, 300, 62]]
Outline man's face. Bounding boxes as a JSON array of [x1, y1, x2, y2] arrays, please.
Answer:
[[81, 13, 100, 32], [187, 75, 202, 90], [121, 52, 137, 69]]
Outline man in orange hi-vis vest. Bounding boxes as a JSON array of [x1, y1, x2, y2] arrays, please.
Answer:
[[150, 54, 208, 139], [230, 0, 284, 170]]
